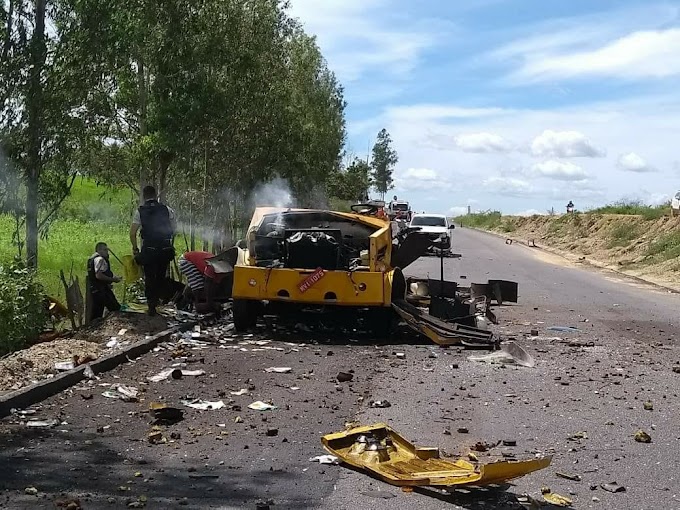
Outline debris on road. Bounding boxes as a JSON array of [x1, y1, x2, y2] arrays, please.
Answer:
[[24, 487, 38, 496], [634, 430, 652, 443], [26, 419, 59, 428], [644, 401, 654, 411], [230, 389, 249, 396], [468, 341, 535, 367], [309, 455, 339, 465], [147, 368, 206, 382], [248, 401, 277, 411], [601, 482, 626, 493], [181, 399, 225, 410], [556, 472, 582, 482], [547, 326, 580, 334], [149, 403, 183, 423], [321, 423, 551, 488], [265, 367, 292, 373], [541, 487, 572, 507], [370, 400, 391, 408], [54, 361, 75, 371], [336, 372, 354, 382], [102, 385, 139, 402]]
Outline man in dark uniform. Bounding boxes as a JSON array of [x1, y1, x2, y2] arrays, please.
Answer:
[[87, 242, 122, 322], [130, 185, 176, 315]]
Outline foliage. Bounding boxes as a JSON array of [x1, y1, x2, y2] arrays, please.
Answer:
[[1, 0, 348, 265], [645, 231, 680, 262], [370, 128, 398, 198], [455, 211, 503, 230], [607, 223, 641, 248], [326, 157, 371, 202], [0, 261, 47, 355], [589, 200, 668, 221]]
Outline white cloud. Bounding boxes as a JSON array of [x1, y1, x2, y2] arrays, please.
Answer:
[[617, 152, 655, 173], [402, 167, 438, 180], [393, 167, 455, 192], [289, 0, 436, 82], [449, 206, 469, 216], [508, 28, 680, 83], [482, 176, 533, 197], [531, 160, 588, 181], [514, 209, 546, 217], [388, 104, 510, 122], [454, 132, 513, 153], [531, 130, 605, 158]]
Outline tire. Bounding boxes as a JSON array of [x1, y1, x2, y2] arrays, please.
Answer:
[[369, 307, 396, 339], [233, 299, 258, 332]]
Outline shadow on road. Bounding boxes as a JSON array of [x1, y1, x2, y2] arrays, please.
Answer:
[[0, 426, 313, 509]]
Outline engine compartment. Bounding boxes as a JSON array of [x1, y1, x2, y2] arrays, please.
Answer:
[[250, 211, 379, 270]]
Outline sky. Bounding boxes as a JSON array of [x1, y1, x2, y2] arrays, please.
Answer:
[[288, 0, 680, 216]]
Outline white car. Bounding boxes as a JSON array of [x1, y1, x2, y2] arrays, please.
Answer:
[[409, 214, 454, 249], [672, 191, 680, 216]]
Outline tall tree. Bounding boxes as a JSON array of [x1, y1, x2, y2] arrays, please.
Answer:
[[370, 128, 398, 200]]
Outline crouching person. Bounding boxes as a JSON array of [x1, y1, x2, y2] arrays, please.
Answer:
[[87, 242, 122, 322], [178, 251, 224, 314]]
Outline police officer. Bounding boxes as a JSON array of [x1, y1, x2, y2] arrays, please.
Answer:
[[87, 242, 122, 321], [130, 185, 176, 315]]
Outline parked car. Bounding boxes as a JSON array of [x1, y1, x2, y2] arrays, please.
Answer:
[[671, 191, 680, 217], [409, 214, 454, 250]]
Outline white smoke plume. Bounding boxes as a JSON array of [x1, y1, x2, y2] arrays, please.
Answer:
[[250, 177, 293, 208]]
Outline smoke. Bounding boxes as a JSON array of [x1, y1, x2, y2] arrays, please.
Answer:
[[250, 177, 293, 209]]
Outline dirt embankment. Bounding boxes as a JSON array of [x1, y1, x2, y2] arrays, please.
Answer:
[[479, 213, 680, 290]]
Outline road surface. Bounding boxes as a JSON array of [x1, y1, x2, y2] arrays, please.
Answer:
[[2, 227, 680, 509]]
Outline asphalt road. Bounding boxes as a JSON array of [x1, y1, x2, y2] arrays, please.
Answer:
[[2, 227, 680, 509]]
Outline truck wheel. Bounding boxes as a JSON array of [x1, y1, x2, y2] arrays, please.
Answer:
[[233, 299, 258, 331], [370, 308, 396, 339]]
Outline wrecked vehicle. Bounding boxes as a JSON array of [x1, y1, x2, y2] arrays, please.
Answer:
[[229, 205, 514, 347], [230, 205, 431, 332], [322, 423, 551, 488], [409, 213, 454, 253]]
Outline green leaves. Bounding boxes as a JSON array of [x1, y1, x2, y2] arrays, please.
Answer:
[[0, 261, 46, 354], [371, 128, 398, 198]]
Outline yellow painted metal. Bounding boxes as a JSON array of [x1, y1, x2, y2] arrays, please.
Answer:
[[232, 265, 389, 307], [234, 207, 394, 307], [392, 301, 461, 345], [121, 254, 141, 284], [322, 423, 551, 488]]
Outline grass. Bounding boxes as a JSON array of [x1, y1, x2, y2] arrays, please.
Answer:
[[607, 223, 641, 248], [644, 231, 680, 263], [454, 211, 503, 230], [589, 200, 669, 221], [0, 178, 136, 301]]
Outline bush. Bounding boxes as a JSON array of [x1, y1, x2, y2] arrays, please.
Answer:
[[455, 211, 502, 229], [590, 200, 668, 221], [0, 261, 47, 355]]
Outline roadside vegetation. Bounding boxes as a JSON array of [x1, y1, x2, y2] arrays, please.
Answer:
[[455, 211, 502, 229], [588, 200, 669, 221], [0, 1, 403, 353]]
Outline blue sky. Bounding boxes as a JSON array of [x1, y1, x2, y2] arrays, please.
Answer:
[[290, 0, 680, 215]]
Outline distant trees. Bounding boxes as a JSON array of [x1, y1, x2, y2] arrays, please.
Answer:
[[370, 128, 398, 200], [0, 0, 347, 263]]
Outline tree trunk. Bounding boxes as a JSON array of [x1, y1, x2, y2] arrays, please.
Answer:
[[136, 55, 147, 201], [25, 0, 47, 268]]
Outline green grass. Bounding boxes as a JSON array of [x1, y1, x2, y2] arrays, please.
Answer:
[[607, 223, 641, 248], [644, 231, 680, 263], [589, 200, 669, 221], [0, 178, 136, 301], [454, 211, 503, 230]]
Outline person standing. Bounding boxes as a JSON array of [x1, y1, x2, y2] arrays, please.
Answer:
[[130, 185, 176, 315], [87, 242, 122, 322]]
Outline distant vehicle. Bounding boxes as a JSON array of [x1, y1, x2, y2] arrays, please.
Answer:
[[672, 192, 680, 217], [409, 214, 455, 250], [388, 200, 412, 222]]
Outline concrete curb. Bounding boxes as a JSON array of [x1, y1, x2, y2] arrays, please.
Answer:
[[465, 226, 680, 295], [0, 319, 198, 418]]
